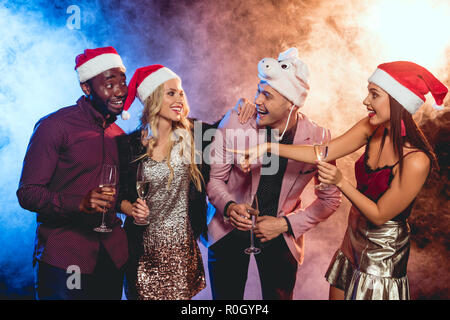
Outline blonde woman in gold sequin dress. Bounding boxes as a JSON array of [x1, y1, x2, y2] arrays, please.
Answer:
[[116, 65, 208, 300]]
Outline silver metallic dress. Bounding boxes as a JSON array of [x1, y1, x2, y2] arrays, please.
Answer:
[[136, 143, 206, 300], [325, 141, 414, 300], [326, 208, 410, 300]]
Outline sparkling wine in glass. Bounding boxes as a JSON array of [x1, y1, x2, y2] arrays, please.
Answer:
[[134, 161, 150, 226], [244, 195, 261, 255], [314, 144, 329, 161], [314, 128, 329, 190], [93, 164, 117, 233]]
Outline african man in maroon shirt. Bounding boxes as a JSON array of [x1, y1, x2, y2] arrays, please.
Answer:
[[17, 47, 129, 299]]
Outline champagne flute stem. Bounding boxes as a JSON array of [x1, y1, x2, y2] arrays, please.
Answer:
[[101, 211, 106, 226]]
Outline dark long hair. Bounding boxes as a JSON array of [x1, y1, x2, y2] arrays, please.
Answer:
[[382, 95, 439, 178]]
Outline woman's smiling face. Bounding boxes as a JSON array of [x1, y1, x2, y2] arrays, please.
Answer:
[[364, 83, 391, 127], [158, 77, 186, 123]]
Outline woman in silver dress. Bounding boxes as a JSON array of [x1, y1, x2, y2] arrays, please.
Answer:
[[117, 65, 207, 300]]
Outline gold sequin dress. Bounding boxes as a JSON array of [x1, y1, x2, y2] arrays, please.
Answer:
[[136, 142, 206, 300]]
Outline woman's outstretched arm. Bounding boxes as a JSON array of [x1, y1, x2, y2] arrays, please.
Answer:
[[273, 117, 373, 163], [233, 117, 373, 170]]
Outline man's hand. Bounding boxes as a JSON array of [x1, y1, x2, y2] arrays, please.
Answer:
[[79, 186, 115, 214], [227, 203, 258, 231], [235, 98, 257, 124], [254, 216, 288, 242]]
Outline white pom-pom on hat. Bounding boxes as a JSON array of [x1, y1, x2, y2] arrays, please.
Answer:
[[121, 110, 130, 120]]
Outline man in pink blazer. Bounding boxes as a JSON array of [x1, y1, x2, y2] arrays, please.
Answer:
[[206, 48, 342, 300]]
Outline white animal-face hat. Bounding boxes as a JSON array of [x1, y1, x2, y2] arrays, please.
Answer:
[[257, 47, 310, 107]]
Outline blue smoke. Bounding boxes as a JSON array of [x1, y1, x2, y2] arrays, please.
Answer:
[[0, 0, 142, 299], [0, 0, 97, 299], [0, 0, 223, 299]]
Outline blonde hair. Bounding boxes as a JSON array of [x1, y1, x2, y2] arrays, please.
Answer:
[[138, 82, 204, 191]]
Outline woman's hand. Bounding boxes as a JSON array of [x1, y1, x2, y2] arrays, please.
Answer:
[[317, 161, 344, 188], [235, 98, 257, 124], [132, 198, 150, 224], [227, 142, 270, 174]]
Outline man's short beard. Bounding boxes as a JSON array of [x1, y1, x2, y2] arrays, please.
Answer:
[[89, 93, 110, 115]]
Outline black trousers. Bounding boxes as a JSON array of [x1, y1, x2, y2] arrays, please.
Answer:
[[208, 229, 298, 300], [34, 244, 124, 300]]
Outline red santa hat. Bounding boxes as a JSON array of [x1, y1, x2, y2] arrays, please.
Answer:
[[368, 61, 448, 114], [121, 64, 179, 120], [75, 46, 126, 83]]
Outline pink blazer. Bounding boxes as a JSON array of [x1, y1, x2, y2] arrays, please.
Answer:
[[206, 108, 341, 264]]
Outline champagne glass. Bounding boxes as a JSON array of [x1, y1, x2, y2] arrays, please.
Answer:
[[134, 161, 150, 226], [314, 128, 329, 190], [93, 164, 117, 233], [244, 195, 261, 255]]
